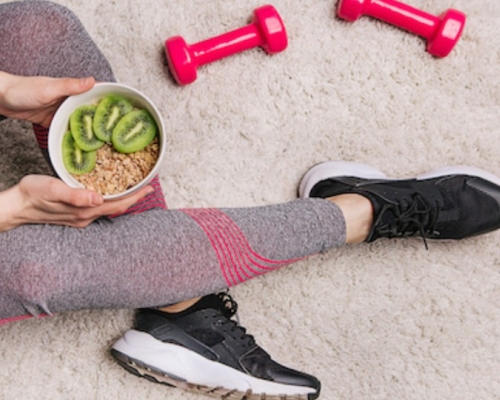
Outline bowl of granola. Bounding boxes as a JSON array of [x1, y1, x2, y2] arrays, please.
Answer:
[[48, 82, 166, 200]]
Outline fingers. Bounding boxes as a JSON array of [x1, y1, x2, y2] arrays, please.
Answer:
[[31, 76, 96, 127], [48, 76, 96, 99], [2, 75, 96, 127], [48, 179, 103, 208], [66, 76, 96, 96], [16, 175, 156, 230], [66, 186, 154, 227], [63, 184, 153, 218], [70, 189, 104, 208], [56, 179, 152, 211], [97, 186, 154, 215], [37, 177, 154, 228]]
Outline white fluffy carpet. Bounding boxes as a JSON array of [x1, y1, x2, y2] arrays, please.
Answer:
[[1, 0, 500, 399]]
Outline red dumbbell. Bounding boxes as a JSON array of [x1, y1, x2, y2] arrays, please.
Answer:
[[165, 5, 288, 85], [337, 0, 466, 58]]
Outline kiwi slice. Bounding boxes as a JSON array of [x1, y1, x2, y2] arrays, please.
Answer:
[[62, 131, 96, 175], [111, 109, 158, 154], [93, 95, 133, 142], [69, 104, 104, 151]]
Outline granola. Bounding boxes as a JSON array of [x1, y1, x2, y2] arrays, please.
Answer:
[[73, 138, 159, 195]]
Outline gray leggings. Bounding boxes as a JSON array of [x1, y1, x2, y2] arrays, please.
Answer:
[[0, 0, 346, 320]]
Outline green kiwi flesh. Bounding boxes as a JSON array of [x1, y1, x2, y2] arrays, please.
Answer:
[[93, 95, 133, 142], [112, 109, 158, 154], [62, 131, 97, 175], [69, 104, 104, 151]]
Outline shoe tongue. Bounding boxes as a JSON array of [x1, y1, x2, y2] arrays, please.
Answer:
[[359, 190, 389, 242], [192, 294, 223, 311], [362, 181, 420, 242]]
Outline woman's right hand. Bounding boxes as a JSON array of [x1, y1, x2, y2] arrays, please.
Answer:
[[0, 175, 153, 232], [0, 71, 95, 128]]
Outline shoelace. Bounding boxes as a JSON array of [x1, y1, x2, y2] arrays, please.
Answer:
[[373, 193, 440, 249], [215, 292, 256, 348], [217, 291, 238, 319]]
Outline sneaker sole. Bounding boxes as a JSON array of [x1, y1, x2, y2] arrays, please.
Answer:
[[417, 165, 500, 186], [299, 161, 388, 198], [111, 330, 319, 400], [299, 161, 500, 198]]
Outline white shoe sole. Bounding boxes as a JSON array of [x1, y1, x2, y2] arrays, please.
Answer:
[[299, 161, 500, 198], [112, 330, 317, 400], [299, 161, 388, 198]]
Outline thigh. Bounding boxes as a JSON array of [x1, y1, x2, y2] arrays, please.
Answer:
[[0, 0, 114, 81]]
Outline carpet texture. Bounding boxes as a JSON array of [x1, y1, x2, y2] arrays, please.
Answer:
[[1, 0, 499, 399]]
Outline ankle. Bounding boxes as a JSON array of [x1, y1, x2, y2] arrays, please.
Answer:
[[327, 194, 374, 244], [158, 297, 201, 313]]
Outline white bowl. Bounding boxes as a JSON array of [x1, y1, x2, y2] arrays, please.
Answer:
[[48, 82, 166, 200]]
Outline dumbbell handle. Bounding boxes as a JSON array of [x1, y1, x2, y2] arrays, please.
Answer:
[[190, 24, 263, 66], [358, 0, 439, 39]]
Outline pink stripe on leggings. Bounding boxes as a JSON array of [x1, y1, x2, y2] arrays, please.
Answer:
[[0, 314, 49, 327], [33, 124, 48, 149], [181, 208, 305, 287], [109, 176, 167, 217]]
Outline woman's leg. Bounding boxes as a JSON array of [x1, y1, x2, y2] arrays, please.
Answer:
[[0, 1, 114, 79], [0, 198, 346, 318]]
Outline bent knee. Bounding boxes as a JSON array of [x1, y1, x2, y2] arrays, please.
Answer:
[[0, 1, 84, 71], [1, 0, 114, 80]]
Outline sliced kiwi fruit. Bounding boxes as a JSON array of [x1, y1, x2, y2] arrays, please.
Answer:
[[62, 131, 97, 175], [69, 104, 104, 151], [111, 109, 158, 154], [93, 95, 133, 142]]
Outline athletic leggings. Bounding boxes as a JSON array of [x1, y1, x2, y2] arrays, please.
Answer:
[[0, 1, 346, 321]]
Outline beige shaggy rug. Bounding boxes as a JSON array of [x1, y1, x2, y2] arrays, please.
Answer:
[[1, 0, 500, 399]]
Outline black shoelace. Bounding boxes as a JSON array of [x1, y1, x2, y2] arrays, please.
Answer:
[[215, 292, 256, 349], [217, 291, 238, 319], [372, 193, 440, 249]]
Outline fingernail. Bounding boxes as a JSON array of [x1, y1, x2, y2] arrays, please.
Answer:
[[81, 77, 94, 87], [90, 192, 101, 206]]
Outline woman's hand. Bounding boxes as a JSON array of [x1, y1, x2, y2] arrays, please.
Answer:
[[0, 71, 95, 128], [0, 175, 153, 232]]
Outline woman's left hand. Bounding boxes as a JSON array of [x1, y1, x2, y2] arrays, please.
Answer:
[[0, 175, 154, 232]]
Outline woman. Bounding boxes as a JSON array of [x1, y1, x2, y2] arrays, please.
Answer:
[[2, 2, 500, 399]]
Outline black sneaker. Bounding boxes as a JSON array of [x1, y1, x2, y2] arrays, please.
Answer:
[[111, 292, 320, 399], [299, 161, 500, 245]]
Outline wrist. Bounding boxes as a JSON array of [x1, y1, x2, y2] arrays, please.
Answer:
[[0, 184, 26, 232], [0, 71, 11, 97], [0, 71, 13, 115]]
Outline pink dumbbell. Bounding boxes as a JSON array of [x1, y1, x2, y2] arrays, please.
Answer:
[[165, 5, 288, 85], [337, 0, 466, 57]]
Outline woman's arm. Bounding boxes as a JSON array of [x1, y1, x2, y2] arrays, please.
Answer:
[[0, 71, 95, 127]]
